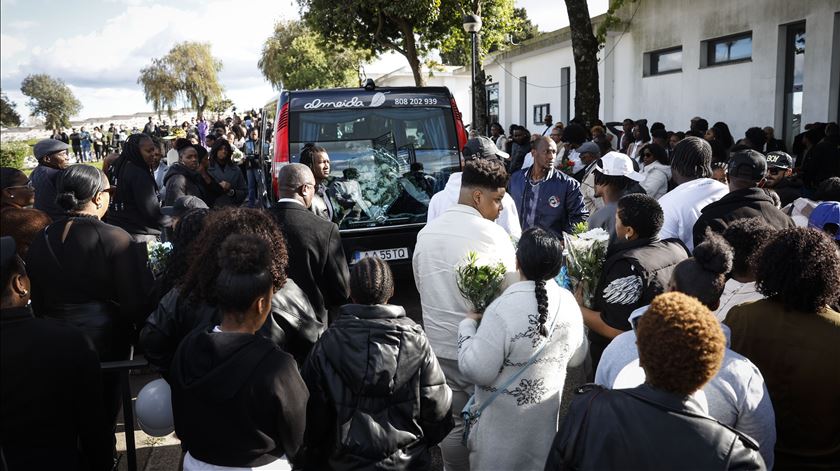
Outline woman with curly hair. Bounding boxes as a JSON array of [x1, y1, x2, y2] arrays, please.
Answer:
[[725, 227, 840, 470], [547, 292, 764, 470], [596, 232, 777, 467], [140, 207, 321, 378], [170, 234, 308, 470], [457, 227, 587, 470]]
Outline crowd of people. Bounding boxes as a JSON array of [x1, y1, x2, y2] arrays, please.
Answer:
[[1, 107, 839, 471]]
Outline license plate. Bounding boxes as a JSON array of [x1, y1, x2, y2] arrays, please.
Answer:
[[353, 247, 409, 264]]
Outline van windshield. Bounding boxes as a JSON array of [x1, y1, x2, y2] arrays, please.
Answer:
[[289, 107, 461, 230]]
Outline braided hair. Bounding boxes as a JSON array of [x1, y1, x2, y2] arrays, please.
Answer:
[[516, 227, 564, 336]]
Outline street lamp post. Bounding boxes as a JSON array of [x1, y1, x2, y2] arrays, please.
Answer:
[[463, 14, 482, 134]]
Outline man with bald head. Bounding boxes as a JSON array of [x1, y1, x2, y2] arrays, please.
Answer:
[[270, 163, 350, 325], [509, 135, 588, 235]]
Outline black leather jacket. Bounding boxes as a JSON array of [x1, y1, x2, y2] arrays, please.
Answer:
[[140, 279, 323, 379], [545, 384, 765, 470], [298, 304, 453, 470]]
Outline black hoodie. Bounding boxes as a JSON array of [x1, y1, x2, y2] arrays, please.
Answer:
[[693, 187, 795, 248], [299, 304, 453, 470], [170, 327, 308, 467]]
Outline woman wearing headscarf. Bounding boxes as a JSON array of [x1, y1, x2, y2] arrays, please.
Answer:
[[25, 164, 154, 440], [105, 133, 167, 242], [207, 138, 247, 208]]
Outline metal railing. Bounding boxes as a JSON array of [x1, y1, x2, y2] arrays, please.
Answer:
[[101, 358, 149, 471]]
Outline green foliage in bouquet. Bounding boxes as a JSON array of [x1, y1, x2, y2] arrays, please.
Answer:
[[456, 251, 507, 313]]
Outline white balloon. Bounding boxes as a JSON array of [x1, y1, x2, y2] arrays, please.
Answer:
[[135, 378, 174, 437]]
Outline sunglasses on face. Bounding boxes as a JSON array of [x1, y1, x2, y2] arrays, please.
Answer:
[[5, 181, 34, 191], [768, 168, 785, 175]]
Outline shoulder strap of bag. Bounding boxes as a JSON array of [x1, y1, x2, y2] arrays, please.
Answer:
[[470, 297, 563, 416]]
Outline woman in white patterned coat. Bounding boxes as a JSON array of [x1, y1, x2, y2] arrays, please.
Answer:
[[457, 227, 587, 471]]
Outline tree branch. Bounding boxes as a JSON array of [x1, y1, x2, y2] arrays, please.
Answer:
[[375, 11, 406, 56]]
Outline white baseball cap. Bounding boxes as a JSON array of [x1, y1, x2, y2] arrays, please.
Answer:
[[594, 151, 645, 182]]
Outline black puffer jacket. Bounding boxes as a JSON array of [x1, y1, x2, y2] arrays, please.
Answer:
[[545, 384, 765, 470], [140, 280, 324, 379], [299, 304, 453, 470]]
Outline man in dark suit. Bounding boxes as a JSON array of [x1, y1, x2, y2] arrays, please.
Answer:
[[270, 163, 350, 325]]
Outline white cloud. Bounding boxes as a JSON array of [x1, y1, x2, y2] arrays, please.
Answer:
[[1, 0, 297, 119], [0, 33, 26, 58]]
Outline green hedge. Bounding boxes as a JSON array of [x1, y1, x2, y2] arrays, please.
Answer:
[[0, 141, 31, 170]]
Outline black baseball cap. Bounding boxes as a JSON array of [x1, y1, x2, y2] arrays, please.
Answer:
[[463, 136, 509, 160], [728, 149, 767, 181], [766, 151, 793, 169]]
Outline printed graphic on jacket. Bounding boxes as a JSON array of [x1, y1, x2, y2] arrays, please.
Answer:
[[603, 274, 643, 305]]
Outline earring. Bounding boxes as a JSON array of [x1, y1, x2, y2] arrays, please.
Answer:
[[9, 194, 13, 199], [20, 289, 28, 297], [96, 203, 102, 209]]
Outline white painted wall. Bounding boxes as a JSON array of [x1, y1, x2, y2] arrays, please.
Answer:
[[373, 67, 472, 125], [483, 0, 840, 144]]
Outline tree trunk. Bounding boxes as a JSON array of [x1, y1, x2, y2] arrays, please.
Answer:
[[565, 0, 600, 128], [400, 25, 426, 87]]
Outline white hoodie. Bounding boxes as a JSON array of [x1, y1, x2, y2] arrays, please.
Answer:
[[427, 172, 522, 238]]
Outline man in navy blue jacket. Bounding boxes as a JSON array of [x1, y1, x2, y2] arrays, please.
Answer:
[[509, 136, 588, 235]]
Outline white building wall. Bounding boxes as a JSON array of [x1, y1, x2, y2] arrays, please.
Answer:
[[484, 0, 840, 143], [373, 68, 472, 123]]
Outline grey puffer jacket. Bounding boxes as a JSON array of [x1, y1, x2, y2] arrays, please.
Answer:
[[299, 304, 453, 470]]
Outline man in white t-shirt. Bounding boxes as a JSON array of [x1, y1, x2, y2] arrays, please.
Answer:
[[414, 158, 519, 471], [657, 137, 728, 251], [427, 136, 521, 238]]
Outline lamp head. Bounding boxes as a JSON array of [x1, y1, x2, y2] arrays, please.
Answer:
[[462, 14, 482, 33]]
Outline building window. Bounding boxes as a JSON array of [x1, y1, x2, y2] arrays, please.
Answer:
[[519, 76, 527, 125], [533, 104, 550, 125], [782, 22, 806, 149], [486, 83, 499, 128], [644, 47, 683, 76], [702, 32, 752, 67]]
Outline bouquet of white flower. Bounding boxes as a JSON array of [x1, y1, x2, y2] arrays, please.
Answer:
[[147, 241, 173, 277], [563, 226, 610, 309], [455, 251, 507, 314]]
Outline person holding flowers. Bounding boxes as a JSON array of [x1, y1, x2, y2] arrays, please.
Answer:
[[413, 158, 518, 471], [457, 227, 587, 470], [579, 193, 689, 370]]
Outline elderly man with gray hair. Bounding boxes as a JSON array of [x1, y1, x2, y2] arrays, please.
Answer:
[[269, 163, 350, 326]]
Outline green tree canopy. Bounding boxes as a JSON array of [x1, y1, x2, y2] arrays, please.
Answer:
[[259, 20, 367, 90], [438, 2, 539, 66], [0, 91, 22, 127], [138, 42, 223, 119], [19, 74, 81, 131], [300, 0, 446, 86]]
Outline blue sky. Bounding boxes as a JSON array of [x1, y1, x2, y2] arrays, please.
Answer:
[[1, 0, 607, 121]]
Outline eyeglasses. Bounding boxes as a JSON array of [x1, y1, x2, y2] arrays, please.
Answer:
[[767, 168, 785, 175], [5, 181, 34, 191]]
